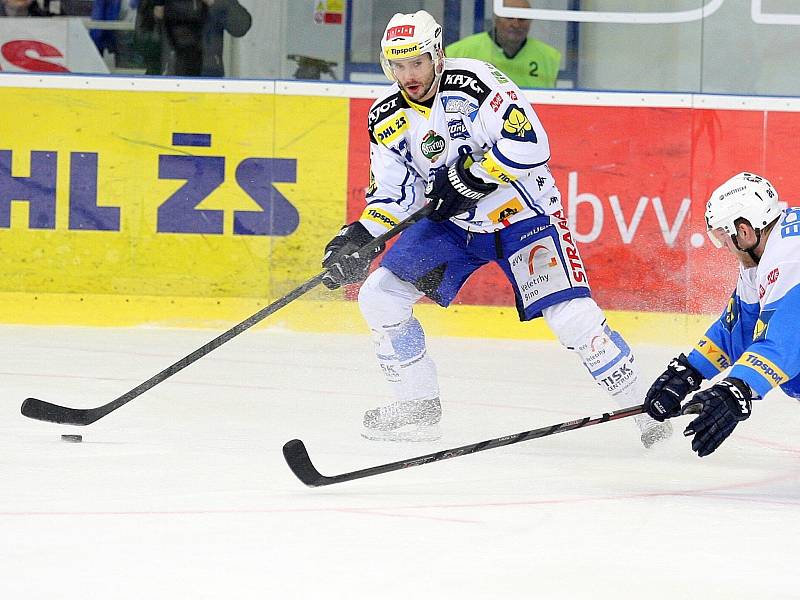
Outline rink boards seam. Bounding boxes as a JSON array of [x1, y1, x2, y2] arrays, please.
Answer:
[[2, 73, 800, 109]]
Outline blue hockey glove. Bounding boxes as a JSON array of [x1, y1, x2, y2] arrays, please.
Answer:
[[426, 153, 497, 222], [682, 377, 752, 457], [644, 354, 703, 421], [321, 221, 384, 290]]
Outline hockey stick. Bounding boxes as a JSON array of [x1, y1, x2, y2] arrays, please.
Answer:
[[21, 204, 434, 426], [283, 404, 645, 487]]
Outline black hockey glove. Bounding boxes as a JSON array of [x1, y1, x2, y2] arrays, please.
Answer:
[[682, 377, 753, 457], [321, 221, 384, 290], [426, 153, 497, 222], [643, 353, 703, 421]]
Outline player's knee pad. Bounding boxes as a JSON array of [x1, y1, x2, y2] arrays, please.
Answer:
[[358, 266, 424, 331], [542, 297, 605, 349]]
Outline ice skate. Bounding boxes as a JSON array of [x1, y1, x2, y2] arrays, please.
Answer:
[[634, 413, 673, 448], [362, 397, 442, 442]]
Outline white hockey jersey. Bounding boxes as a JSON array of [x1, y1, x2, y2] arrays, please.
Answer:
[[359, 58, 561, 236]]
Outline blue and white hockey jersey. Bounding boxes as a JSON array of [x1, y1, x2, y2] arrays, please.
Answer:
[[359, 58, 560, 236], [687, 207, 800, 399]]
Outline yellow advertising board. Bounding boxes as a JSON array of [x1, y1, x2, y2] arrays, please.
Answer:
[[0, 86, 348, 303]]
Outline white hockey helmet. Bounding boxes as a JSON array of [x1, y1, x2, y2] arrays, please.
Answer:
[[380, 10, 444, 82], [705, 172, 781, 248]]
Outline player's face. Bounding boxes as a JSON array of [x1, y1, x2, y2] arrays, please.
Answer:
[[390, 54, 436, 102]]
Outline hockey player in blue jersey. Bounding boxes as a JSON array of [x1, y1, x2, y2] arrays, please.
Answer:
[[321, 10, 672, 446], [644, 172, 800, 456]]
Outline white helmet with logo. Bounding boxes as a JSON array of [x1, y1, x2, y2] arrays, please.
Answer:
[[705, 172, 781, 248], [380, 10, 444, 82]]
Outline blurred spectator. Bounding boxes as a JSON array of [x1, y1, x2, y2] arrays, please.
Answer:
[[59, 0, 93, 15], [445, 0, 561, 88], [153, 0, 251, 77], [89, 0, 128, 55], [133, 0, 165, 74], [0, 0, 48, 16]]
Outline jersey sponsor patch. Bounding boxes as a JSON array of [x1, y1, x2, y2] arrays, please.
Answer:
[[368, 94, 403, 128], [440, 95, 479, 121], [501, 105, 537, 143], [736, 352, 788, 387], [440, 70, 490, 103], [447, 118, 469, 140], [420, 130, 446, 161], [694, 336, 731, 371], [362, 207, 399, 230], [489, 92, 503, 112], [508, 236, 570, 308], [373, 113, 409, 146], [489, 68, 510, 84], [488, 197, 524, 225]]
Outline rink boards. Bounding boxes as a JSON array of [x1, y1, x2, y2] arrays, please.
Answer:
[[1, 74, 799, 343]]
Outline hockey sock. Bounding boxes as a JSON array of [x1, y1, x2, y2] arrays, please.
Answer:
[[371, 316, 439, 403], [574, 323, 645, 407], [543, 297, 647, 408]]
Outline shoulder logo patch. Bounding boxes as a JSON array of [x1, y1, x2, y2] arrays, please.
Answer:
[[440, 95, 480, 121], [501, 104, 537, 143]]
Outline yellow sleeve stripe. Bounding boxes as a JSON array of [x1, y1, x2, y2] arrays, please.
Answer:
[[480, 151, 517, 184], [693, 336, 731, 372], [734, 352, 789, 387], [361, 207, 399, 230]]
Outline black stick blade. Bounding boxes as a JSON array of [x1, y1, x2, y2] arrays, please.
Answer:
[[282, 439, 330, 487], [21, 398, 93, 425]]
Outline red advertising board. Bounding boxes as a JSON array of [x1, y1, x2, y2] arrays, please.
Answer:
[[347, 98, 800, 314]]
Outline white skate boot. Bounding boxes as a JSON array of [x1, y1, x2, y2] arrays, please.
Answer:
[[362, 397, 442, 442], [634, 413, 673, 448]]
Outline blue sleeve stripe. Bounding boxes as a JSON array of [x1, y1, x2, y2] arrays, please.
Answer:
[[367, 198, 402, 206], [510, 181, 545, 215]]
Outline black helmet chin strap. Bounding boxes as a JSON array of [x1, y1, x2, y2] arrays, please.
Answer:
[[731, 230, 762, 264]]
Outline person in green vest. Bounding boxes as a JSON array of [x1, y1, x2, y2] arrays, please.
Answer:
[[445, 0, 561, 89]]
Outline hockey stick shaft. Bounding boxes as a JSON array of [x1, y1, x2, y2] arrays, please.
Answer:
[[21, 204, 434, 426], [283, 404, 645, 487]]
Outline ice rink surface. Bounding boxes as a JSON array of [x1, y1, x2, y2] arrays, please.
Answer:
[[2, 324, 799, 599]]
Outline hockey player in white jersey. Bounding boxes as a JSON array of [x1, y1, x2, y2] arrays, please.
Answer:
[[644, 172, 800, 456], [322, 10, 672, 446]]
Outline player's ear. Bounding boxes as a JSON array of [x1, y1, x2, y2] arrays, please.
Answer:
[[738, 220, 756, 242]]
